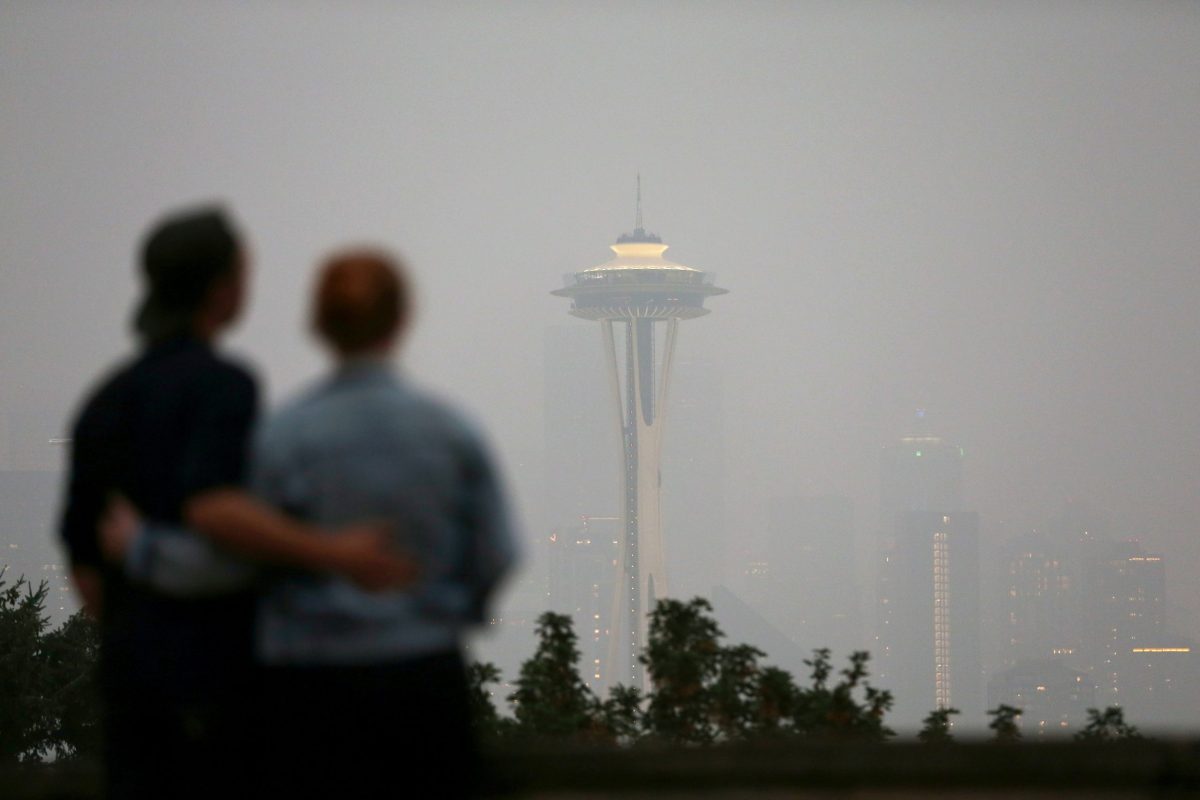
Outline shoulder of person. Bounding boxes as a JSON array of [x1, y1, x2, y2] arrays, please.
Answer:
[[407, 387, 499, 464], [399, 383, 477, 434], [251, 374, 330, 451], [207, 349, 260, 396], [67, 354, 140, 434]]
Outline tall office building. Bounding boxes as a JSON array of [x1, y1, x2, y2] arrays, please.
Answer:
[[987, 660, 1095, 738], [887, 511, 983, 727], [1075, 542, 1200, 729], [547, 516, 622, 691], [551, 192, 726, 685], [1115, 641, 1200, 731], [1081, 542, 1165, 703], [1000, 533, 1074, 668], [878, 411, 964, 529], [874, 414, 974, 726]]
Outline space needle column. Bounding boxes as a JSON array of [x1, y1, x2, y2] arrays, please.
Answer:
[[552, 195, 726, 686]]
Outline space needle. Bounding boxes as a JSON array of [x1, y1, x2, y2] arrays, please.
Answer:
[[552, 182, 726, 685]]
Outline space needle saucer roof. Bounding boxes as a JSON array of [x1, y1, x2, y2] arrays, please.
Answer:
[[584, 227, 698, 272], [552, 226, 727, 321]]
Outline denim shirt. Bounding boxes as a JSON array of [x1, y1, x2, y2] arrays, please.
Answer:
[[126, 362, 519, 666]]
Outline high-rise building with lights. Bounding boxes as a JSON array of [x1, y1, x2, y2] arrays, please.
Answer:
[[878, 412, 964, 526], [551, 192, 726, 685], [987, 659, 1095, 738], [547, 516, 622, 692], [1000, 533, 1074, 668], [1072, 542, 1200, 730], [875, 414, 973, 725], [1081, 541, 1166, 705], [887, 511, 983, 727]]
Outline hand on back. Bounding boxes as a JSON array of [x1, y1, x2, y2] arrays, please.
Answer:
[[100, 494, 140, 563], [325, 523, 420, 592]]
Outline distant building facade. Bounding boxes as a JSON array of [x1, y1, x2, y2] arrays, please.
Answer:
[[887, 511, 983, 728], [987, 659, 1095, 737], [1076, 540, 1196, 725], [989, 516, 1200, 733], [1000, 533, 1074, 668], [874, 415, 978, 729], [547, 516, 623, 691], [1081, 541, 1166, 674], [878, 423, 964, 525]]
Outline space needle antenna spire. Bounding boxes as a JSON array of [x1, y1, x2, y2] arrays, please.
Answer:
[[635, 173, 643, 233]]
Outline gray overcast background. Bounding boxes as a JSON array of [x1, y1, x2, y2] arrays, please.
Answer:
[[2, 3, 1199, 638]]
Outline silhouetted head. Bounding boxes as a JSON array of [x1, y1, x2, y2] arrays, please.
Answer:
[[312, 248, 410, 358], [134, 206, 247, 343]]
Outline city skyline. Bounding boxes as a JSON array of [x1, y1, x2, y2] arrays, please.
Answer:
[[2, 3, 1199, 734]]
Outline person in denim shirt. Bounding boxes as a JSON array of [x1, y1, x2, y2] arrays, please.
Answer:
[[119, 249, 518, 798]]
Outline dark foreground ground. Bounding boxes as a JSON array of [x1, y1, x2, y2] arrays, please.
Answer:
[[10, 740, 1200, 798]]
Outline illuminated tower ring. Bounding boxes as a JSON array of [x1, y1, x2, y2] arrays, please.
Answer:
[[552, 196, 726, 686]]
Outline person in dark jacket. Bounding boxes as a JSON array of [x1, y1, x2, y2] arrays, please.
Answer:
[[59, 207, 412, 800]]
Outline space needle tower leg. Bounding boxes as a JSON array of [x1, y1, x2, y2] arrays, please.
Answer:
[[600, 316, 678, 689]]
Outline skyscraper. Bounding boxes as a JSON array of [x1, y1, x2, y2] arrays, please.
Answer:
[[888, 511, 983, 727], [874, 415, 980, 728], [987, 660, 1095, 738], [1081, 541, 1166, 704], [547, 516, 622, 692], [878, 412, 964, 527], [551, 193, 726, 685], [875, 414, 969, 715], [1000, 533, 1073, 668]]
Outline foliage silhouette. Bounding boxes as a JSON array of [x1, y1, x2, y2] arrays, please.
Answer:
[[988, 704, 1023, 743], [466, 659, 512, 741], [1074, 706, 1142, 742], [790, 649, 893, 741], [598, 684, 643, 745], [641, 597, 723, 744], [508, 612, 600, 740], [10, 585, 1170, 758], [489, 598, 898, 746], [918, 707, 960, 744], [0, 570, 100, 763]]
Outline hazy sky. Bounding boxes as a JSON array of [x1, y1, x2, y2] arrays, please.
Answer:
[[3, 3, 1199, 630]]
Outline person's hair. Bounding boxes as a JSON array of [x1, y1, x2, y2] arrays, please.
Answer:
[[133, 206, 241, 342], [312, 248, 410, 354]]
